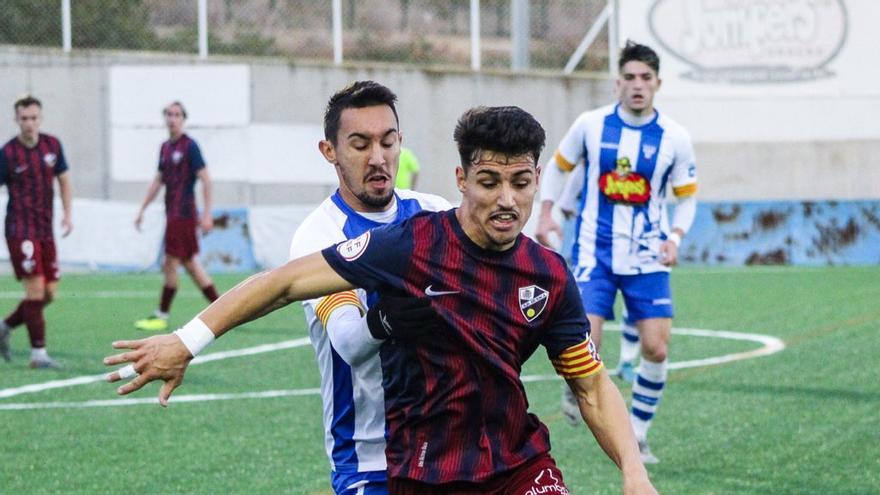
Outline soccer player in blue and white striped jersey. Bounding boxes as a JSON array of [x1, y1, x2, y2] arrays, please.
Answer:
[[289, 81, 450, 494], [537, 41, 698, 464]]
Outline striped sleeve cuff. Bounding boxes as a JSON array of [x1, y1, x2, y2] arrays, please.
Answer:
[[673, 182, 698, 198], [551, 338, 603, 379], [554, 150, 576, 172], [314, 290, 364, 326]]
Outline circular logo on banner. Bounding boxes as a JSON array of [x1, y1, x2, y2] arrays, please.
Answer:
[[337, 231, 371, 261]]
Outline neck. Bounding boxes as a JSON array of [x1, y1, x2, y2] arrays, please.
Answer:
[[454, 207, 514, 252], [169, 130, 184, 141], [618, 105, 656, 126], [18, 133, 37, 148]]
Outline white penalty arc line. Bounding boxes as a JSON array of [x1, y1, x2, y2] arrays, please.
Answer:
[[522, 326, 786, 382], [0, 327, 784, 411]]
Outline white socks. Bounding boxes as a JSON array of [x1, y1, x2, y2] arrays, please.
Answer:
[[630, 358, 668, 442]]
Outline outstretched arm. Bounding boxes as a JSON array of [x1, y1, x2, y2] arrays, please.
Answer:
[[104, 251, 354, 405], [567, 370, 658, 494]]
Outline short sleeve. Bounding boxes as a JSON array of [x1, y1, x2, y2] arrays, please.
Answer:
[[542, 273, 603, 380], [669, 129, 697, 198], [52, 140, 69, 176], [189, 140, 206, 172], [553, 114, 588, 172], [321, 221, 414, 293]]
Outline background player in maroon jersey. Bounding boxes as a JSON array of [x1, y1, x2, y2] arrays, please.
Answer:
[[106, 106, 657, 494], [133, 101, 218, 332], [0, 95, 73, 368]]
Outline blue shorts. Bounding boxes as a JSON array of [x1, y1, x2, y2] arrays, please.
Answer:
[[577, 268, 673, 322], [331, 470, 387, 495]]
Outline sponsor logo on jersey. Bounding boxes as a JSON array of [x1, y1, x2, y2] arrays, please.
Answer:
[[172, 150, 183, 164], [599, 157, 651, 205], [337, 231, 370, 261], [43, 153, 57, 167], [519, 285, 549, 322], [524, 468, 569, 495]]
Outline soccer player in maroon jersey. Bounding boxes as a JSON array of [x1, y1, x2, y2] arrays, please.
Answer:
[[0, 95, 73, 368], [133, 101, 218, 332], [106, 106, 657, 494]]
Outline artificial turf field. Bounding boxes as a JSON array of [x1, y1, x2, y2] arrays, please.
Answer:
[[1, 266, 877, 494]]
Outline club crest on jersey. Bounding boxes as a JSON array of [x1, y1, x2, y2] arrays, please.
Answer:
[[172, 150, 183, 164], [642, 143, 657, 160], [599, 156, 651, 205], [43, 153, 57, 167], [519, 285, 548, 322], [337, 231, 371, 261]]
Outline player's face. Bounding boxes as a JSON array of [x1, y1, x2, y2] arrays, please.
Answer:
[[321, 105, 400, 212], [164, 105, 186, 136], [617, 60, 661, 116], [456, 151, 538, 251], [15, 104, 42, 142]]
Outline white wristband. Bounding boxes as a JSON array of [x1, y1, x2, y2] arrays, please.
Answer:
[[174, 318, 216, 357], [667, 231, 682, 247]]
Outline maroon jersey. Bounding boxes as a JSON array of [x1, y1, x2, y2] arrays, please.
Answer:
[[158, 134, 205, 220], [0, 134, 69, 240], [323, 209, 597, 484]]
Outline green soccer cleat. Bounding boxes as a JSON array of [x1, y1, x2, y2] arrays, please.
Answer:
[[134, 316, 169, 332]]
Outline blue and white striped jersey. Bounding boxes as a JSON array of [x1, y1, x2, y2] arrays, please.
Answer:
[[288, 189, 451, 475], [549, 103, 698, 276]]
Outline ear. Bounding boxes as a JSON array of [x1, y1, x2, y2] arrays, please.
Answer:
[[455, 166, 466, 193], [318, 140, 336, 164], [656, 77, 662, 92]]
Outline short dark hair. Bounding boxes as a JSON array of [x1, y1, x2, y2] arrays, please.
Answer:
[[453, 106, 545, 172], [619, 40, 660, 74], [14, 95, 41, 113], [323, 81, 399, 144], [164, 101, 188, 119]]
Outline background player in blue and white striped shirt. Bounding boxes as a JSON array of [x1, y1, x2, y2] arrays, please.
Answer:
[[289, 81, 449, 494], [536, 41, 698, 464]]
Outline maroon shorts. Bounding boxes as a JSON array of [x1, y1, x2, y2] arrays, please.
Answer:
[[388, 453, 569, 495], [7, 238, 60, 282], [164, 218, 199, 260]]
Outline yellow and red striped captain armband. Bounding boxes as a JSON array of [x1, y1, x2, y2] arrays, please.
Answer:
[[551, 338, 604, 379], [673, 182, 698, 198], [554, 150, 576, 172], [314, 290, 364, 327]]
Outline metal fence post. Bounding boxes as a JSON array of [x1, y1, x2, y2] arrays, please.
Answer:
[[510, 0, 529, 70], [608, 0, 619, 77], [333, 0, 343, 64], [61, 0, 72, 52], [198, 0, 208, 58], [470, 0, 481, 70]]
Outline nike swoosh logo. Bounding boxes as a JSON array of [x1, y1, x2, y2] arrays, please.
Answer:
[[424, 285, 460, 297], [14, 165, 27, 174]]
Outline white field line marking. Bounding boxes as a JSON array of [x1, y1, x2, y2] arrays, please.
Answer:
[[0, 290, 204, 299], [1, 327, 784, 411], [0, 337, 311, 400], [0, 388, 321, 411]]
